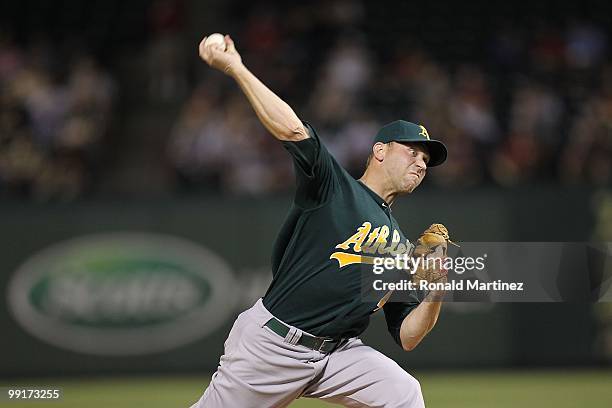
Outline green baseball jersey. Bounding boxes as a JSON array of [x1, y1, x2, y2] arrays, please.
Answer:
[[263, 122, 420, 344]]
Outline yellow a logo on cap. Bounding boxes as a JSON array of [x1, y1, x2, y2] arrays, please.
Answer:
[[419, 125, 430, 140]]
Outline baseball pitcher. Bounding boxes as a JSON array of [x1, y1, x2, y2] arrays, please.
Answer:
[[190, 34, 451, 408]]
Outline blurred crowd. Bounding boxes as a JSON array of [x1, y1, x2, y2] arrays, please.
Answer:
[[0, 34, 116, 200], [1, 1, 611, 200], [168, 2, 611, 193]]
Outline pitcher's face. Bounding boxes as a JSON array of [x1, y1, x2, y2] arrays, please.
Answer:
[[383, 142, 429, 194]]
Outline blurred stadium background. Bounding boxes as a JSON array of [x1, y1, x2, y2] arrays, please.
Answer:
[[1, 0, 611, 406]]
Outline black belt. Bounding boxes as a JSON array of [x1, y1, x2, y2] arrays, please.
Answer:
[[264, 317, 341, 353]]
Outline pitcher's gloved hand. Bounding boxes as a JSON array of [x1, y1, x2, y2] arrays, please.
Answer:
[[411, 224, 457, 284]]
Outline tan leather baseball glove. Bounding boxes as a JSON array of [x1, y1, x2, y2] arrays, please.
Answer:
[[411, 224, 457, 284]]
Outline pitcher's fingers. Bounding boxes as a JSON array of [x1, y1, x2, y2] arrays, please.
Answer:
[[225, 35, 236, 53]]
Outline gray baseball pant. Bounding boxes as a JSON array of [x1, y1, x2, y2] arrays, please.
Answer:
[[189, 299, 425, 408]]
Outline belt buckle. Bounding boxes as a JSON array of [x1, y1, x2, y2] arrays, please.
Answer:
[[316, 338, 334, 353]]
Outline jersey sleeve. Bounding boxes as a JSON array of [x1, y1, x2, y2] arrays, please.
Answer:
[[282, 121, 338, 208], [382, 295, 421, 348]]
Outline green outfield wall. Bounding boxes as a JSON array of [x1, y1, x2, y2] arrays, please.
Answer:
[[0, 187, 605, 377]]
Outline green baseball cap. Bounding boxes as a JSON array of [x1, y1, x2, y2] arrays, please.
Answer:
[[373, 120, 447, 167]]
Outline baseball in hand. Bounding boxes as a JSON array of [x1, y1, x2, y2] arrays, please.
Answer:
[[204, 33, 226, 51]]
